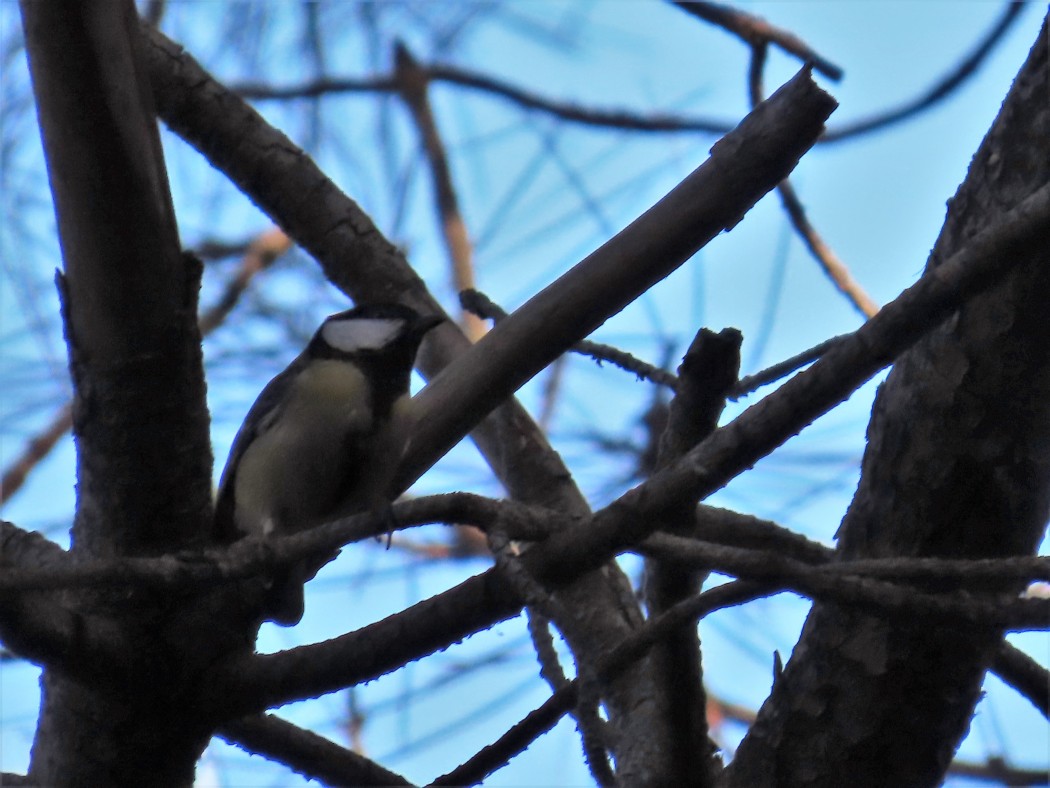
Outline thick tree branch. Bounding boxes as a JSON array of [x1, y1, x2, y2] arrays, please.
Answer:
[[643, 328, 741, 785], [203, 178, 1050, 718], [405, 69, 836, 488], [19, 3, 215, 784], [728, 21, 1050, 786]]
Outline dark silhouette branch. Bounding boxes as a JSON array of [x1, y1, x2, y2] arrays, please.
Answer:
[[992, 641, 1049, 719], [460, 288, 679, 388], [643, 328, 741, 785], [405, 69, 836, 487], [430, 580, 766, 786], [727, 22, 1050, 782], [823, 2, 1027, 142], [218, 714, 412, 787], [730, 334, 846, 398], [202, 179, 1050, 717]]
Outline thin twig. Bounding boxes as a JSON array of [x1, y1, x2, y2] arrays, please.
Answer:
[[673, 0, 844, 81], [429, 581, 765, 786], [393, 42, 485, 341], [460, 288, 678, 388], [526, 608, 568, 691], [575, 666, 616, 787], [488, 530, 613, 785], [639, 534, 1049, 631], [730, 335, 845, 398], [823, 2, 1027, 143], [198, 228, 290, 335], [747, 41, 879, 318], [538, 356, 568, 432], [777, 179, 881, 317], [231, 4, 1021, 146]]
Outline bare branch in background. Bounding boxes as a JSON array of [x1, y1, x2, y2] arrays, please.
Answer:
[[672, 0, 844, 80], [823, 1, 1027, 142], [1, 403, 72, 506], [393, 41, 486, 340], [198, 228, 291, 334], [748, 41, 879, 318], [229, 4, 1021, 146], [0, 228, 288, 507]]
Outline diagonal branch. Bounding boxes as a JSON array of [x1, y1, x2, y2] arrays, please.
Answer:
[[728, 21, 1050, 783], [402, 68, 836, 488], [992, 641, 1049, 719], [203, 182, 1050, 718], [218, 714, 412, 787], [393, 42, 485, 340]]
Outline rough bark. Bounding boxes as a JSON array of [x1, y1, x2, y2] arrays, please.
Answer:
[[19, 2, 217, 784], [726, 16, 1050, 788], [143, 28, 835, 782]]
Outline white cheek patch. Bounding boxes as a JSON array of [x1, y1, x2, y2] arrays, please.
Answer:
[[322, 318, 404, 352]]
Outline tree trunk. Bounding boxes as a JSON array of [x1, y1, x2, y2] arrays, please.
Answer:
[[19, 1, 216, 784], [726, 16, 1050, 788]]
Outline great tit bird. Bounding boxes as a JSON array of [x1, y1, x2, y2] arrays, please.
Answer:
[[215, 303, 443, 625]]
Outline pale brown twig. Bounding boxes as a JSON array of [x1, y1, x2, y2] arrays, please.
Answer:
[[393, 42, 485, 341], [0, 229, 288, 506], [673, 0, 843, 81], [748, 42, 879, 319]]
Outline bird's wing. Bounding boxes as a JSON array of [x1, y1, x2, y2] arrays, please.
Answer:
[[214, 354, 306, 542]]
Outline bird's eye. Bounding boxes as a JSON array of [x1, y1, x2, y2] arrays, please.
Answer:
[[322, 318, 404, 352]]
